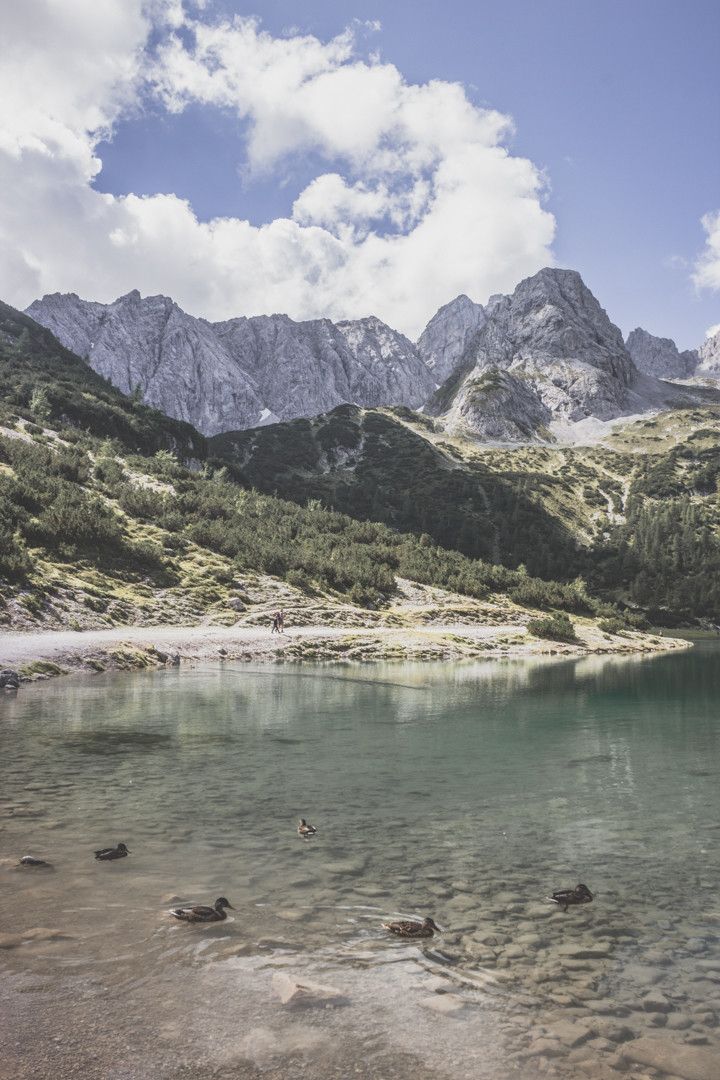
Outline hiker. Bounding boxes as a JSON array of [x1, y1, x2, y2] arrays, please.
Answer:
[[278, 609, 285, 633], [271, 613, 279, 634]]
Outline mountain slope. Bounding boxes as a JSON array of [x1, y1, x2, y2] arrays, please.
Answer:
[[26, 292, 436, 436]]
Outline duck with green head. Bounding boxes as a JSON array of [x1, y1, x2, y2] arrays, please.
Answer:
[[170, 897, 234, 923]]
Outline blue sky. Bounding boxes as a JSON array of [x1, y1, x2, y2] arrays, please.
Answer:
[[92, 0, 719, 347], [2, 0, 718, 346]]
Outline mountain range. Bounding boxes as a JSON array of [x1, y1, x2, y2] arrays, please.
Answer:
[[27, 268, 720, 443]]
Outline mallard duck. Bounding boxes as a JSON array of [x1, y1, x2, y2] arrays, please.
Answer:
[[94, 842, 130, 861], [382, 916, 441, 938], [19, 855, 52, 868], [170, 897, 234, 923], [548, 883, 593, 912], [297, 818, 318, 837]]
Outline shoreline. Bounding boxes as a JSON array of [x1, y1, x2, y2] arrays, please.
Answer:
[[0, 618, 691, 683]]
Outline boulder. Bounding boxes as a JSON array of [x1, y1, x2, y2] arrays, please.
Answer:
[[0, 669, 20, 689]]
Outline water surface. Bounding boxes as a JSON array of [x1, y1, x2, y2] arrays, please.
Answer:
[[1, 647, 719, 1079]]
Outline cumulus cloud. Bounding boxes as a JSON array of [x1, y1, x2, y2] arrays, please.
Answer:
[[0, 1, 556, 337], [693, 211, 720, 294], [706, 323, 720, 341]]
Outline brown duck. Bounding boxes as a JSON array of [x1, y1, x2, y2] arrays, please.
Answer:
[[382, 916, 441, 938]]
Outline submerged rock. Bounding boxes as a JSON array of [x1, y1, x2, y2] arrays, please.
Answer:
[[621, 1036, 720, 1080], [272, 972, 348, 1007]]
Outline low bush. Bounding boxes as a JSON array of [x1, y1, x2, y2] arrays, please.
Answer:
[[527, 612, 578, 643]]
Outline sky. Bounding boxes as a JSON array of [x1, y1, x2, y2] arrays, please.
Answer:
[[1, 0, 718, 347]]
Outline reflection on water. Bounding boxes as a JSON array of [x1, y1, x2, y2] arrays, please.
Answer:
[[1, 647, 720, 1079]]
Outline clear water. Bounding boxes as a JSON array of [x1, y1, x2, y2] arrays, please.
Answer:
[[1, 647, 720, 1079]]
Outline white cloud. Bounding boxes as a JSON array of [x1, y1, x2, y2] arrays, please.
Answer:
[[693, 211, 720, 293], [0, 2, 556, 337], [706, 323, 720, 340]]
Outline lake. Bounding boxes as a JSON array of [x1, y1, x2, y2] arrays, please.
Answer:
[[1, 646, 719, 1080]]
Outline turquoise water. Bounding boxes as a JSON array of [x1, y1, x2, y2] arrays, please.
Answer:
[[1, 647, 719, 1079]]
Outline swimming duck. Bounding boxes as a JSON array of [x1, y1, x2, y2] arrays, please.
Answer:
[[297, 818, 318, 837], [548, 884, 593, 912], [382, 916, 441, 938], [19, 855, 52, 868], [94, 843, 130, 861], [170, 897, 234, 923]]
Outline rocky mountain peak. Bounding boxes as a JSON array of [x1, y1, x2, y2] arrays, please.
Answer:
[[429, 267, 719, 441], [625, 327, 697, 379], [417, 293, 486, 384], [698, 327, 720, 373]]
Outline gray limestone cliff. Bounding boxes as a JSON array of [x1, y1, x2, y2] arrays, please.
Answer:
[[697, 328, 720, 374], [26, 292, 435, 436], [429, 268, 718, 440], [25, 273, 719, 444], [625, 328, 697, 379], [416, 294, 486, 384]]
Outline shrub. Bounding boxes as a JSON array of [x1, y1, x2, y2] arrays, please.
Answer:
[[285, 567, 314, 593], [117, 483, 171, 521], [527, 612, 578, 643], [95, 457, 126, 488], [0, 526, 32, 581]]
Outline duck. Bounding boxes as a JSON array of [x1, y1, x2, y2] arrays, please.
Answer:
[[19, 855, 52, 868], [382, 916, 441, 938], [170, 897, 234, 923], [94, 842, 130, 861], [548, 883, 594, 912], [297, 818, 318, 837]]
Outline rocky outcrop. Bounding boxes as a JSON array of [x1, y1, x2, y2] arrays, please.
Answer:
[[417, 294, 486, 384], [444, 369, 551, 442], [26, 292, 435, 437], [626, 328, 697, 379], [430, 268, 720, 440]]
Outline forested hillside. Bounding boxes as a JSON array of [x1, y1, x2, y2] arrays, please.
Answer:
[[212, 405, 720, 621]]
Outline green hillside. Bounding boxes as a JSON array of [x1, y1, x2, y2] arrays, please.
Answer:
[[211, 404, 720, 621]]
